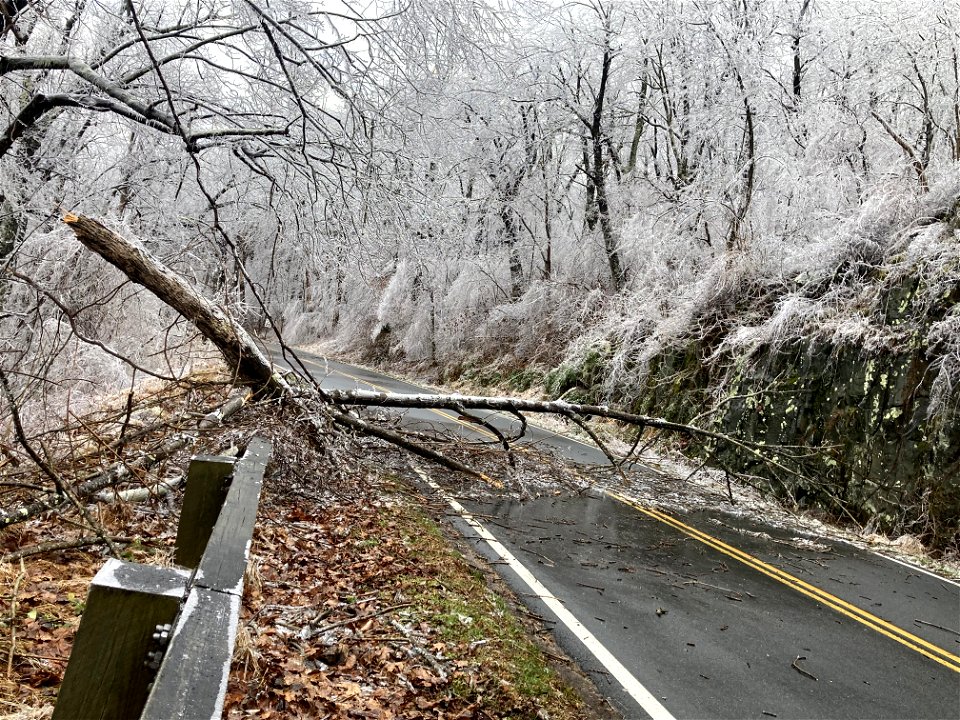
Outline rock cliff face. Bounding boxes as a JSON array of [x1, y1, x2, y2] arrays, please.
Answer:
[[719, 338, 956, 539], [639, 278, 958, 547], [550, 222, 960, 549]]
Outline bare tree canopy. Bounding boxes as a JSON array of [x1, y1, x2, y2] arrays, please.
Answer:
[[2, 0, 959, 545]]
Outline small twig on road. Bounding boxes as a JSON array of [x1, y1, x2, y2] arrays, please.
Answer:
[[791, 655, 818, 681], [517, 547, 556, 566], [913, 619, 960, 637], [680, 577, 741, 596]]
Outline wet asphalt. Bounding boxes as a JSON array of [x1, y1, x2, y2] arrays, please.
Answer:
[[270, 344, 960, 719], [459, 493, 959, 719]]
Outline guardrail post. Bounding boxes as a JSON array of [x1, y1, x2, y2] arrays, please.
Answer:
[[52, 438, 271, 720], [51, 560, 191, 720], [174, 455, 236, 568], [140, 437, 272, 720]]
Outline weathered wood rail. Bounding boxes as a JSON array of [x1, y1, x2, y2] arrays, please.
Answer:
[[52, 437, 272, 720]]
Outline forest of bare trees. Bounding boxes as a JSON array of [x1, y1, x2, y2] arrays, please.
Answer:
[[4, 6, 960, 717], [2, 0, 959, 515]]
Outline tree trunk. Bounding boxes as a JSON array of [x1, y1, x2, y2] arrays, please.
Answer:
[[590, 38, 626, 292], [63, 213, 285, 392], [791, 0, 812, 106], [582, 135, 597, 231]]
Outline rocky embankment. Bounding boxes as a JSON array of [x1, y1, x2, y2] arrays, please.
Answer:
[[550, 218, 960, 550]]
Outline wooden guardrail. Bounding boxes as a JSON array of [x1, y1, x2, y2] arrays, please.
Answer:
[[52, 437, 272, 720]]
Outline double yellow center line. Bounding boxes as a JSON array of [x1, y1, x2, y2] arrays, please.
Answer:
[[293, 352, 960, 674], [609, 491, 960, 673]]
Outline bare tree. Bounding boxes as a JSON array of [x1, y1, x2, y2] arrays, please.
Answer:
[[554, 2, 627, 291]]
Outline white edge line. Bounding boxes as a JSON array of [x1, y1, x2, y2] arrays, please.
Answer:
[[874, 551, 960, 589], [412, 467, 676, 720]]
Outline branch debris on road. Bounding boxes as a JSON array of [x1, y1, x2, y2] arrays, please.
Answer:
[[791, 655, 818, 682]]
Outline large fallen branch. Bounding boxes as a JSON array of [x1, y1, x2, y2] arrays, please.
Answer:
[[63, 214, 287, 393], [60, 214, 501, 482], [319, 389, 802, 477], [322, 389, 724, 443]]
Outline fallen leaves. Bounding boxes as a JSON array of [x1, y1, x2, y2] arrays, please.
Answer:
[[0, 389, 586, 719], [0, 559, 92, 706], [224, 485, 581, 719]]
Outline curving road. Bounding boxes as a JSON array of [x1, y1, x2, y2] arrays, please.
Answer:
[[268, 344, 960, 719]]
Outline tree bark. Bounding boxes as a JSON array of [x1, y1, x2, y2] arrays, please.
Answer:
[[0, 0, 31, 38], [588, 24, 626, 292], [0, 93, 69, 160], [791, 0, 812, 106], [63, 214, 286, 392]]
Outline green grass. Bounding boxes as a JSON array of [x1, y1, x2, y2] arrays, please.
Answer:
[[378, 500, 584, 719]]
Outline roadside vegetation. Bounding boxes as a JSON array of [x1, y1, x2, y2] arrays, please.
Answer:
[[0, 371, 593, 719]]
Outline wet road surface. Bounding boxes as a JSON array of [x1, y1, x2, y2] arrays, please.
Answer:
[[268, 344, 960, 719], [460, 492, 959, 719]]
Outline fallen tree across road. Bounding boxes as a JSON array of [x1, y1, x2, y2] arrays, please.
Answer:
[[60, 212, 812, 498], [320, 388, 772, 461]]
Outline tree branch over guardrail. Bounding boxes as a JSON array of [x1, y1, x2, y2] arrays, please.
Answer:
[[0, 389, 251, 530]]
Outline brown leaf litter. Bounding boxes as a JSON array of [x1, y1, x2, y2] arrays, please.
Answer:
[[0, 373, 606, 719]]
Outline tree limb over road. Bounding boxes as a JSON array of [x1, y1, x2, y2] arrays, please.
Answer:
[[62, 213, 806, 493]]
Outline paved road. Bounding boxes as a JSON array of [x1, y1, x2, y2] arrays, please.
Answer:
[[462, 493, 959, 719], [268, 344, 611, 464], [269, 344, 960, 719]]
